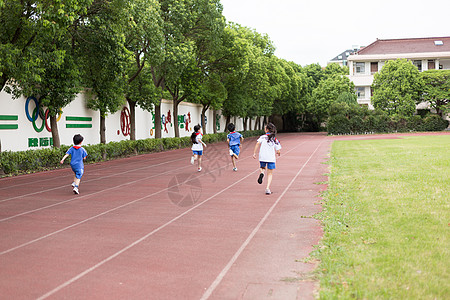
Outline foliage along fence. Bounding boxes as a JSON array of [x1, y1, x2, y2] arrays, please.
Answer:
[[327, 102, 449, 135], [0, 130, 263, 176]]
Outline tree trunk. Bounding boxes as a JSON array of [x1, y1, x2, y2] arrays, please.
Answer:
[[225, 115, 231, 132], [50, 115, 61, 148], [201, 106, 208, 134], [249, 118, 252, 131], [243, 117, 247, 132], [128, 100, 136, 140], [100, 112, 106, 144], [254, 117, 259, 130], [173, 100, 179, 137], [154, 103, 162, 139], [213, 110, 217, 134]]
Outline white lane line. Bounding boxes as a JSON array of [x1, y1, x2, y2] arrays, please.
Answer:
[[36, 137, 309, 299], [200, 137, 326, 300], [0, 146, 271, 254], [36, 169, 259, 300], [0, 157, 187, 203], [0, 158, 190, 222], [0, 153, 169, 190]]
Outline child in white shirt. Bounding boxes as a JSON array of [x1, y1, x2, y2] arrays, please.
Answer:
[[190, 124, 207, 171], [253, 123, 281, 195]]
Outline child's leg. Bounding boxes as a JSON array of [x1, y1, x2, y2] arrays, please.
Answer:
[[257, 166, 265, 184], [231, 156, 237, 168], [266, 169, 273, 190], [197, 155, 202, 169]]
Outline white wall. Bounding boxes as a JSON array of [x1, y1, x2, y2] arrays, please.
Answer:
[[0, 91, 245, 152]]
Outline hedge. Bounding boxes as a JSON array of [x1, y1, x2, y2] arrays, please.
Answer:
[[327, 103, 449, 135], [0, 130, 264, 176]]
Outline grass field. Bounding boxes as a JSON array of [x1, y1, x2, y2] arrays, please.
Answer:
[[313, 135, 449, 299]]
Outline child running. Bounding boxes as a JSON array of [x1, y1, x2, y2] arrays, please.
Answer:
[[190, 124, 207, 172], [227, 123, 243, 171], [60, 134, 88, 194], [252, 123, 281, 195]]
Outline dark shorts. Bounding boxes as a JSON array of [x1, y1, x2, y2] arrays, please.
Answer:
[[71, 166, 84, 179], [260, 161, 276, 170], [230, 144, 240, 156], [192, 150, 203, 156]]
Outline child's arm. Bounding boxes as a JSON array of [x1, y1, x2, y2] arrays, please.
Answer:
[[227, 138, 230, 148], [201, 140, 207, 147], [252, 142, 261, 159], [60, 154, 69, 164]]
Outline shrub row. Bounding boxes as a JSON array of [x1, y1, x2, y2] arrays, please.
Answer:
[[327, 103, 449, 135], [0, 130, 263, 176]]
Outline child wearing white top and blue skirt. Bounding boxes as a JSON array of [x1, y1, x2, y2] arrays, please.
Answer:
[[190, 124, 207, 171], [252, 123, 281, 195]]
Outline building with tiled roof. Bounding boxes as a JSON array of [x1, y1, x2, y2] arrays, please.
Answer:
[[328, 48, 358, 66], [348, 36, 450, 108]]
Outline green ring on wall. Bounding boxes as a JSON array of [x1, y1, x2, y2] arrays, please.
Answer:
[[32, 107, 45, 132]]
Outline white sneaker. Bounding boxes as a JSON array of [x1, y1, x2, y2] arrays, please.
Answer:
[[190, 156, 194, 164], [233, 167, 237, 172], [198, 167, 202, 172], [265, 189, 271, 195], [73, 187, 79, 194]]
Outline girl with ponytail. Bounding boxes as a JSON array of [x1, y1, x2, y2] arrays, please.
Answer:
[[252, 123, 281, 195], [190, 125, 207, 171]]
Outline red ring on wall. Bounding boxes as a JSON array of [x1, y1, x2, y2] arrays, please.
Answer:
[[120, 107, 131, 136]]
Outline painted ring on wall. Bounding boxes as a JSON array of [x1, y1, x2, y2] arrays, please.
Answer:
[[120, 107, 130, 136], [44, 108, 63, 132], [32, 107, 45, 132], [25, 97, 39, 122]]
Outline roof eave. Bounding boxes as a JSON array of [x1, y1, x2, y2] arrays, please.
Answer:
[[348, 52, 450, 62]]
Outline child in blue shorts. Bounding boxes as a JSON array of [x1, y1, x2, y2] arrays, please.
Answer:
[[227, 123, 243, 171], [253, 123, 281, 195], [190, 125, 207, 172], [60, 134, 88, 194]]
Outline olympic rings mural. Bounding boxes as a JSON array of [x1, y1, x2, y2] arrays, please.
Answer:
[[25, 96, 62, 133]]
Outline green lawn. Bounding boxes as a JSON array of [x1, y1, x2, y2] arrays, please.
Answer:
[[313, 135, 449, 299]]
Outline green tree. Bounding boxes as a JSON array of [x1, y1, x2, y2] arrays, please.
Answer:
[[123, 0, 164, 140], [78, 0, 129, 144], [152, 0, 225, 137], [0, 0, 91, 92], [3, 0, 93, 147], [421, 70, 450, 117], [308, 75, 355, 125], [372, 59, 424, 117]]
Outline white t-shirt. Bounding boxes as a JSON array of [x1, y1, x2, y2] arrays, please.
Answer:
[[257, 134, 281, 162], [191, 133, 203, 151]]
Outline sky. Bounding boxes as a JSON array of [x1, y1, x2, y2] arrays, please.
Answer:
[[220, 0, 450, 67]]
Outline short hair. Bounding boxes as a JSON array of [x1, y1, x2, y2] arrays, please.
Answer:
[[227, 123, 235, 132], [73, 134, 84, 145]]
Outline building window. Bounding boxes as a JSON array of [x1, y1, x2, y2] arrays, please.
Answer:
[[428, 60, 435, 70], [356, 87, 365, 99], [354, 62, 365, 74], [370, 62, 378, 74], [413, 60, 422, 71]]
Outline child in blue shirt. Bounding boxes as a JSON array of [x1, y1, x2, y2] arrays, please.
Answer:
[[60, 134, 88, 194], [227, 123, 243, 171]]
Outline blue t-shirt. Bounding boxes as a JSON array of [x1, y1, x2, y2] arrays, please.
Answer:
[[227, 131, 242, 146], [66, 146, 88, 170]]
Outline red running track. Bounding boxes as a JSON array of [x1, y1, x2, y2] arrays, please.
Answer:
[[2, 132, 444, 299]]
